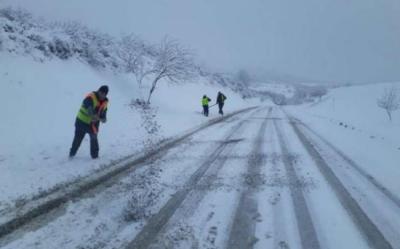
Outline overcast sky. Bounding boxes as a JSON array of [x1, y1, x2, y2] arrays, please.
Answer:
[[2, 0, 400, 83]]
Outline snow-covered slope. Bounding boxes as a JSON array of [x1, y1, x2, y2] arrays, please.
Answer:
[[0, 53, 254, 209], [0, 7, 260, 209], [290, 83, 400, 143]]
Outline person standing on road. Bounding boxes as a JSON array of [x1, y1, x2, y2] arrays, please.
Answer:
[[202, 95, 211, 117], [69, 85, 109, 159], [216, 91, 227, 115]]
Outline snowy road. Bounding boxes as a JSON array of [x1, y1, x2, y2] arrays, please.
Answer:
[[2, 106, 400, 249]]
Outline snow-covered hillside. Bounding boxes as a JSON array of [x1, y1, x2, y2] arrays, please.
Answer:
[[286, 83, 400, 196], [0, 53, 255, 208], [0, 12, 258, 211]]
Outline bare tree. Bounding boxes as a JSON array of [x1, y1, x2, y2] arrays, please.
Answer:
[[117, 34, 151, 86], [377, 86, 400, 121], [146, 37, 196, 103]]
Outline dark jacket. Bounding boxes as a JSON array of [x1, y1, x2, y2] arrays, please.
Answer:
[[217, 93, 226, 104]]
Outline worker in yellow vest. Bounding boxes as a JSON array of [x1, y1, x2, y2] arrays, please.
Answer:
[[202, 95, 211, 117], [69, 85, 109, 159]]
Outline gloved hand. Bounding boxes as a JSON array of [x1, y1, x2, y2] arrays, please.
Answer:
[[92, 115, 100, 122]]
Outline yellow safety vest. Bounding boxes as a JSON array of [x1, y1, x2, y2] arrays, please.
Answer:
[[77, 92, 108, 124], [202, 97, 209, 106]]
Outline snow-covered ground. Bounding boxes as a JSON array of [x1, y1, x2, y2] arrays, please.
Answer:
[[286, 83, 400, 197], [3, 51, 400, 248], [4, 104, 400, 249], [0, 53, 257, 210]]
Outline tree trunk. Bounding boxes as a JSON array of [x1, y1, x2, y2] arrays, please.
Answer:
[[146, 71, 164, 104], [147, 78, 159, 104], [387, 110, 392, 121], [147, 86, 155, 104]]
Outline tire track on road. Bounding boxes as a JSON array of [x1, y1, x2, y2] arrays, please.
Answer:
[[226, 107, 271, 249], [289, 119, 393, 249], [0, 107, 257, 243], [126, 110, 259, 249], [274, 119, 321, 249], [282, 109, 400, 210], [295, 118, 400, 209]]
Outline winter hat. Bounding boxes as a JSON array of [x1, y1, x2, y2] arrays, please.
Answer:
[[98, 85, 109, 95]]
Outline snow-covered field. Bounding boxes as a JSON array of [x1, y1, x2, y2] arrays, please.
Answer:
[[0, 53, 256, 210], [3, 103, 400, 249], [286, 83, 400, 197]]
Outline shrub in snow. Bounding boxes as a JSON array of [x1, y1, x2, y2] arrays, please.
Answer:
[[48, 37, 73, 59], [0, 8, 120, 68], [0, 7, 34, 27], [377, 86, 400, 121]]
